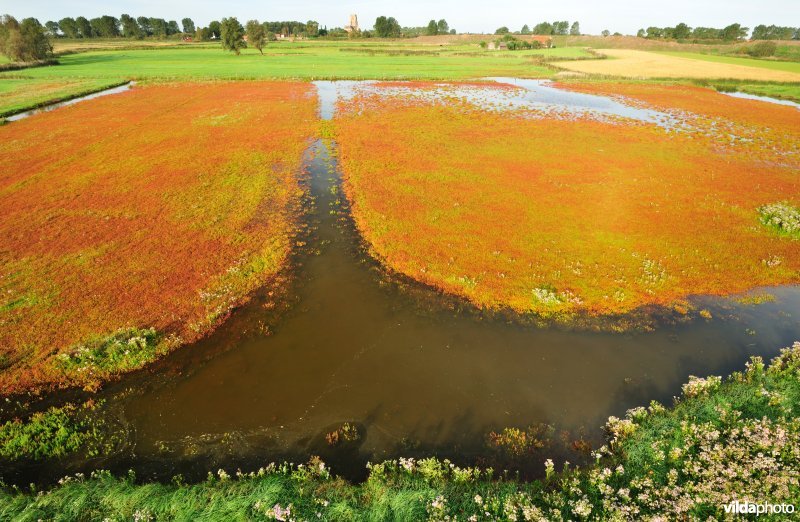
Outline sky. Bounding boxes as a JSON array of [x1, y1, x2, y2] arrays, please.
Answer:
[[2, 0, 798, 36]]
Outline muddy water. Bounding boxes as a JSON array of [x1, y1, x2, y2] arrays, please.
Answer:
[[8, 80, 800, 484]]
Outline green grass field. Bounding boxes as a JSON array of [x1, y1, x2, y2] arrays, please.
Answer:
[[0, 42, 576, 115], [3, 44, 559, 82], [660, 51, 800, 73]]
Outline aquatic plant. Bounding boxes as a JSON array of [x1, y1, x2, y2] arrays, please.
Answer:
[[325, 422, 360, 446], [334, 81, 800, 318], [0, 81, 317, 394], [0, 401, 114, 459]]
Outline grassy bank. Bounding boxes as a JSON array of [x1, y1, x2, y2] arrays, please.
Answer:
[[0, 78, 127, 118], [2, 341, 798, 520]]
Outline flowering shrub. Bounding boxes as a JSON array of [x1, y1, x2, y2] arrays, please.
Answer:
[[55, 327, 160, 377], [681, 374, 722, 398], [759, 202, 800, 238]]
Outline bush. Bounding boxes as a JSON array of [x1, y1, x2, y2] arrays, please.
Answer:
[[0, 402, 114, 459], [747, 40, 777, 57], [758, 201, 800, 238], [54, 327, 161, 377]]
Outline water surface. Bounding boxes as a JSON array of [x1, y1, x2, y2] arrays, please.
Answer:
[[5, 80, 799, 485]]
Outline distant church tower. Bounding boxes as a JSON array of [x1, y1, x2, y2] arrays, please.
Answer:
[[345, 14, 359, 33]]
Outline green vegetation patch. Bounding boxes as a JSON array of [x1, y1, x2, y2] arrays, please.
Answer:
[[0, 401, 114, 460], [0, 77, 127, 117], [54, 327, 161, 377], [759, 202, 800, 238]]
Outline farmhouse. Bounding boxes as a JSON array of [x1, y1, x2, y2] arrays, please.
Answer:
[[530, 35, 553, 48]]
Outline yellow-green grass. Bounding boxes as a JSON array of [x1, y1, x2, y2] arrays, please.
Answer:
[[552, 49, 800, 81], [0, 78, 127, 117], [659, 51, 800, 74]]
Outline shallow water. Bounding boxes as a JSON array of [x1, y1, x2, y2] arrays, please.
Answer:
[[721, 90, 800, 110], [5, 82, 133, 122], [5, 80, 800, 485], [333, 78, 677, 128]]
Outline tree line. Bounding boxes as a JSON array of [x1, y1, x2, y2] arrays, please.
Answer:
[[495, 22, 580, 36], [35, 15, 324, 41], [636, 23, 800, 40]]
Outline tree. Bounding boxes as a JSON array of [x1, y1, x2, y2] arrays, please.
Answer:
[[437, 19, 449, 34], [44, 21, 59, 37], [195, 27, 211, 40], [149, 18, 168, 38], [182, 18, 195, 34], [75, 16, 92, 38], [167, 20, 180, 35], [208, 20, 221, 39], [137, 17, 152, 36], [721, 23, 748, 41], [570, 22, 580, 35], [245, 19, 266, 54], [751, 24, 796, 40], [636, 28, 646, 38], [0, 15, 52, 61], [532, 22, 553, 35], [426, 19, 438, 36], [646, 26, 663, 38], [306, 20, 319, 36], [374, 16, 400, 38], [494, 26, 509, 35], [520, 24, 530, 35], [220, 17, 245, 54], [120, 14, 140, 38], [673, 22, 691, 39], [601, 29, 611, 37], [58, 17, 79, 38], [89, 16, 120, 38], [552, 21, 569, 35]]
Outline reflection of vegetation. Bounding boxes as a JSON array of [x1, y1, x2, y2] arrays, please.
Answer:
[[5, 342, 799, 519], [0, 401, 115, 459]]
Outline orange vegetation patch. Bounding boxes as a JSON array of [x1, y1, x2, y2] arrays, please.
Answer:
[[0, 81, 317, 394], [334, 82, 800, 319]]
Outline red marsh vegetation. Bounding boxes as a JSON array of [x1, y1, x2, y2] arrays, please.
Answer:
[[0, 81, 317, 394], [334, 82, 800, 320]]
